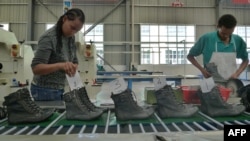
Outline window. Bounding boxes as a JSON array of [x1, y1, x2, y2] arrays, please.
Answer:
[[0, 23, 9, 31], [46, 23, 104, 65], [234, 26, 250, 64], [46, 24, 54, 30], [140, 25, 195, 64]]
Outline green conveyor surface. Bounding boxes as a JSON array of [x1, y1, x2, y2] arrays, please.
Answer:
[[1, 112, 60, 127], [1, 112, 250, 128], [54, 112, 108, 126], [213, 113, 250, 122]]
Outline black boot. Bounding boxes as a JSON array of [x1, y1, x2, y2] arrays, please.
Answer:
[[205, 63, 226, 83], [197, 86, 245, 117], [111, 89, 155, 121], [0, 107, 7, 120], [239, 84, 250, 112], [155, 85, 198, 118], [63, 90, 103, 120], [78, 87, 107, 113], [3, 88, 54, 124]]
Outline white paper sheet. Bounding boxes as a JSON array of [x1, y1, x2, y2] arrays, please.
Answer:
[[200, 77, 215, 93], [66, 71, 84, 90]]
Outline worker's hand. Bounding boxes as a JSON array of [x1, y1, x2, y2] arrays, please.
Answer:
[[230, 73, 239, 79], [63, 62, 78, 77], [201, 68, 211, 78]]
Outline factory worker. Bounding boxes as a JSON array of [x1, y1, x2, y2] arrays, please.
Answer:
[[30, 8, 104, 120], [30, 8, 84, 101], [187, 14, 248, 117], [187, 14, 249, 82]]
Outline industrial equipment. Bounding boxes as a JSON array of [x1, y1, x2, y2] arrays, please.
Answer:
[[0, 28, 33, 104], [75, 32, 97, 83], [74, 32, 100, 100]]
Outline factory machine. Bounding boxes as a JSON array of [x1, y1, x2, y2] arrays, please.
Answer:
[[74, 31, 100, 100], [0, 28, 33, 104], [1, 30, 250, 141]]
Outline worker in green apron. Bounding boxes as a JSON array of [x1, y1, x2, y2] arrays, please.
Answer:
[[187, 14, 249, 117]]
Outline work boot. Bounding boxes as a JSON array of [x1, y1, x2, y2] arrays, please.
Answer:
[[78, 87, 108, 113], [0, 107, 7, 120], [205, 63, 226, 83], [155, 85, 198, 118], [240, 91, 250, 112], [197, 86, 245, 117], [3, 88, 54, 124], [238, 84, 250, 112], [63, 90, 103, 120], [111, 89, 155, 121]]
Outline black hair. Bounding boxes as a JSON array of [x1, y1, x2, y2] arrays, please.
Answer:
[[217, 14, 237, 29], [55, 8, 85, 53]]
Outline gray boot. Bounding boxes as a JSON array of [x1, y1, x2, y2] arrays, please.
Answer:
[[78, 87, 107, 113], [197, 86, 245, 117], [3, 88, 54, 124], [205, 63, 226, 83], [63, 90, 103, 120], [111, 89, 155, 121], [155, 85, 198, 118]]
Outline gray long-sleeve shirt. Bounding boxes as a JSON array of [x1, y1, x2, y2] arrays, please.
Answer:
[[31, 25, 78, 90]]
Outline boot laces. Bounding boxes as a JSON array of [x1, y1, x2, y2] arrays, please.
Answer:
[[126, 89, 143, 110], [74, 90, 91, 111], [80, 88, 97, 109], [23, 96, 42, 113]]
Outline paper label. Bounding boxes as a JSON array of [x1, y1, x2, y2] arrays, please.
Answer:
[[109, 77, 127, 94], [66, 71, 84, 90], [200, 77, 215, 93], [153, 76, 167, 90]]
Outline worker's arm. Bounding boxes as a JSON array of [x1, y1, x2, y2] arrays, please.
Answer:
[[187, 55, 211, 78], [231, 59, 249, 79], [32, 62, 78, 77]]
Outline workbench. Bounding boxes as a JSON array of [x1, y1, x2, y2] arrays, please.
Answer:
[[96, 74, 200, 88]]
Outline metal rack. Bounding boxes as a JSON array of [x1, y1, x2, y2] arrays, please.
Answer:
[[0, 110, 249, 135]]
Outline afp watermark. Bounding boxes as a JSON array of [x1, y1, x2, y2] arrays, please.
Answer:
[[224, 125, 250, 140]]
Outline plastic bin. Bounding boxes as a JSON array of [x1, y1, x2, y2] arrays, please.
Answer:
[[181, 85, 200, 104], [144, 87, 183, 104], [219, 86, 231, 101], [181, 85, 231, 104]]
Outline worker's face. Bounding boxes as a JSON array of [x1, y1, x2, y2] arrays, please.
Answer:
[[62, 16, 83, 37], [218, 26, 235, 41]]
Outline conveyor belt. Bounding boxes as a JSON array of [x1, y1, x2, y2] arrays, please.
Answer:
[[0, 109, 250, 135]]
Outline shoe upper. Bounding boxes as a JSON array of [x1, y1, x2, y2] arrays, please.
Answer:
[[4, 88, 54, 124], [63, 90, 103, 120], [198, 86, 245, 117], [111, 89, 144, 112], [78, 87, 106, 112], [154, 85, 198, 118], [111, 89, 155, 120], [205, 63, 226, 82], [63, 89, 90, 112], [155, 85, 188, 109], [4, 88, 43, 114]]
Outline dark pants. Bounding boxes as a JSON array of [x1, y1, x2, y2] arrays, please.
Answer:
[[30, 84, 64, 101]]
